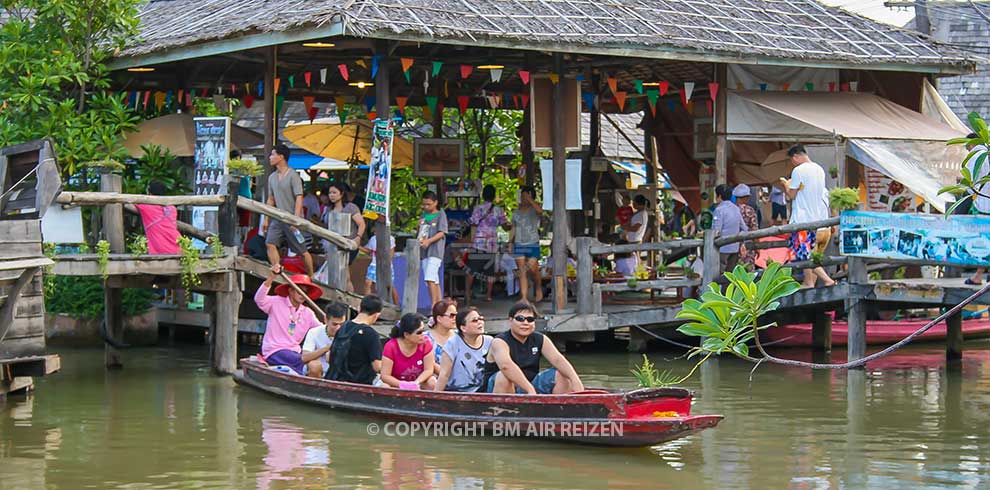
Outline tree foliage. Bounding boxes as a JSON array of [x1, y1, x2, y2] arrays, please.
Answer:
[[940, 112, 990, 215], [0, 0, 141, 176]]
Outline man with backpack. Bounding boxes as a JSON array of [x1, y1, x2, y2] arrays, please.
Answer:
[[325, 295, 384, 384]]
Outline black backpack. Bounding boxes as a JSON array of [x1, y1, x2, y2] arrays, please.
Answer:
[[325, 322, 359, 381]]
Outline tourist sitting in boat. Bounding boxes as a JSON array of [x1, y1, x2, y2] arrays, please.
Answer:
[[436, 307, 493, 392], [300, 302, 348, 378], [379, 313, 437, 390], [255, 265, 324, 375], [424, 298, 457, 375], [482, 301, 585, 394], [326, 295, 384, 385]]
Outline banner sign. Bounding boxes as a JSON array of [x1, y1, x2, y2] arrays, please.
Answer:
[[864, 167, 919, 213], [840, 210, 990, 266], [193, 117, 230, 196], [363, 118, 394, 222]]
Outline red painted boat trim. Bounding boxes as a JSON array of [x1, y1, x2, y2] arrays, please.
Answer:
[[762, 318, 990, 347]]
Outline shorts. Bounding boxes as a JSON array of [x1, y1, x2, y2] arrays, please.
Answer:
[[265, 349, 306, 375], [422, 257, 442, 283], [513, 243, 541, 259], [266, 221, 308, 255], [788, 230, 817, 262], [365, 262, 395, 283], [486, 368, 557, 394], [772, 203, 787, 220]]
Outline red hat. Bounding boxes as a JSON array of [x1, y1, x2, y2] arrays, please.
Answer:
[[274, 274, 323, 301]]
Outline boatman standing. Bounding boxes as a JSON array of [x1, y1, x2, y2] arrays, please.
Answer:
[[255, 264, 324, 375]]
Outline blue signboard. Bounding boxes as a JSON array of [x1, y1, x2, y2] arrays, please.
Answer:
[[840, 210, 990, 266]]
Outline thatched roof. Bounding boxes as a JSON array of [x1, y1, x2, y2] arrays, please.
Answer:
[[121, 0, 973, 71]]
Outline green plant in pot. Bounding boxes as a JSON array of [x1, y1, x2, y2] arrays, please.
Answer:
[[829, 188, 860, 212], [227, 158, 264, 178], [84, 159, 126, 174], [828, 165, 839, 179]]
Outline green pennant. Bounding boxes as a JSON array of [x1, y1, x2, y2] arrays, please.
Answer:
[[634, 79, 643, 94], [432, 61, 443, 77], [426, 95, 438, 114], [805, 82, 814, 91], [404, 70, 411, 83], [628, 99, 637, 112], [646, 89, 659, 107], [288, 75, 295, 88], [276, 95, 285, 114], [339, 109, 349, 126]]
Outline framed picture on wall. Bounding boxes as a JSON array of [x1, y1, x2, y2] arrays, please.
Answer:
[[693, 117, 715, 160], [414, 138, 465, 177]]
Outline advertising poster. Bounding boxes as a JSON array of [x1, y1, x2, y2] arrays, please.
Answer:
[[192, 117, 230, 248], [363, 119, 394, 222], [864, 167, 919, 213], [840, 210, 990, 266]]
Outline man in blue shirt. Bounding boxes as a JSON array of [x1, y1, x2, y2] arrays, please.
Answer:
[[712, 184, 748, 276]]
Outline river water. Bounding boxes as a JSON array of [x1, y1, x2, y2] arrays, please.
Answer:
[[2, 343, 990, 489]]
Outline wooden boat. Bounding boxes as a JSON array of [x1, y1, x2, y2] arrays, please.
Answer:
[[761, 318, 990, 348], [233, 357, 722, 447]]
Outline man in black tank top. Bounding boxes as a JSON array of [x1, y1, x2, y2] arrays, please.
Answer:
[[481, 301, 584, 394]]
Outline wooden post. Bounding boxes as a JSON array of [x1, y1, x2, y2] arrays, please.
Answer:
[[946, 311, 963, 362], [627, 326, 648, 353], [812, 310, 832, 353], [326, 212, 352, 290], [575, 237, 593, 315], [714, 63, 728, 186], [374, 42, 394, 302], [550, 52, 568, 313], [402, 238, 420, 314], [212, 179, 240, 375], [702, 229, 719, 288], [846, 256, 868, 366], [261, 46, 276, 209], [101, 172, 125, 369]]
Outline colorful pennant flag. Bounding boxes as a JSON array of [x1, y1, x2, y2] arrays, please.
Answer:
[[371, 55, 381, 78], [338, 64, 349, 81], [520, 94, 530, 108], [401, 58, 414, 83], [828, 82, 836, 92], [154, 91, 165, 109], [356, 59, 367, 69], [658, 80, 670, 96], [275, 95, 285, 114], [274, 78, 281, 93], [708, 82, 719, 101], [634, 80, 643, 94], [683, 82, 695, 102], [422, 105, 432, 120], [614, 91, 626, 111], [607, 77, 617, 95], [258, 81, 263, 96], [457, 95, 469, 114], [143, 91, 150, 109], [185, 90, 192, 107], [518, 70, 530, 85], [646, 89, 659, 109], [364, 96, 376, 114], [432, 61, 443, 77], [582, 92, 595, 110], [334, 96, 346, 113], [320, 68, 328, 85], [805, 82, 814, 91], [490, 68, 503, 83], [628, 99, 637, 112], [288, 75, 295, 88], [460, 65, 473, 79], [303, 95, 315, 115], [840, 82, 850, 92], [243, 94, 255, 108], [706, 99, 713, 115], [304, 72, 312, 87], [781, 83, 790, 91], [549, 73, 559, 85], [395, 96, 408, 115], [308, 106, 319, 122], [849, 81, 859, 92], [230, 84, 236, 95], [200, 88, 208, 97], [759, 83, 767, 92], [426, 95, 438, 116], [339, 109, 349, 125]]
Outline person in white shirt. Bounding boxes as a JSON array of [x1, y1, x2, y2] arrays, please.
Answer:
[[780, 144, 835, 288], [617, 195, 650, 273], [302, 303, 348, 378]]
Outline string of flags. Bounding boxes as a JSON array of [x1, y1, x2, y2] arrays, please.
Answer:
[[119, 55, 861, 121]]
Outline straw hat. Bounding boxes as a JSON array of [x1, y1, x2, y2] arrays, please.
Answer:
[[274, 274, 323, 301]]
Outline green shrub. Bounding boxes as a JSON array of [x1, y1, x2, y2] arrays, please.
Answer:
[[46, 276, 155, 318], [829, 188, 860, 212]]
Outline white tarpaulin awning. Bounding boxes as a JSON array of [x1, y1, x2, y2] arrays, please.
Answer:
[[726, 90, 968, 212]]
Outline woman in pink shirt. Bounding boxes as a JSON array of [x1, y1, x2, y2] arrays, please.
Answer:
[[380, 313, 436, 390], [255, 265, 324, 375], [134, 182, 180, 254]]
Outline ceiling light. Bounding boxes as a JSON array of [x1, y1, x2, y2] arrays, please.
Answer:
[[477, 64, 505, 70], [642, 82, 661, 87], [302, 42, 336, 48], [127, 67, 155, 72], [348, 81, 373, 88]]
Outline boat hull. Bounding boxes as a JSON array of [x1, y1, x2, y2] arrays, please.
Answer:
[[762, 318, 990, 347], [234, 358, 722, 447]]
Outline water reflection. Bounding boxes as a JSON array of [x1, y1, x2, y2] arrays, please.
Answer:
[[1, 345, 989, 488]]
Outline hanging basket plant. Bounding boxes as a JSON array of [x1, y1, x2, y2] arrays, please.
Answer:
[[227, 158, 264, 177], [83, 159, 126, 174], [829, 187, 860, 212]]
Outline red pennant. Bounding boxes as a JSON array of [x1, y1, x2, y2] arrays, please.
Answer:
[[460, 65, 473, 79], [395, 96, 408, 115], [303, 95, 315, 114], [367, 111, 377, 120], [338, 64, 349, 81], [243, 94, 255, 108], [680, 90, 688, 108], [607, 77, 617, 95], [184, 91, 192, 107], [230, 84, 236, 95], [840, 82, 850, 92], [518, 70, 530, 85], [829, 82, 836, 92], [708, 82, 719, 101], [401, 58, 414, 73], [143, 91, 150, 108], [457, 95, 469, 114], [308, 106, 318, 122], [304, 72, 312, 87], [200, 88, 207, 97], [614, 91, 627, 111], [520, 94, 530, 108], [658, 81, 670, 96], [782, 83, 790, 91]]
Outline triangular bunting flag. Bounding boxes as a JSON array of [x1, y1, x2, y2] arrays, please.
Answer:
[[491, 68, 503, 83], [607, 77, 617, 95], [582, 92, 595, 110], [303, 95, 315, 114], [518, 70, 530, 85], [403, 70, 410, 83], [628, 99, 637, 112], [457, 95, 469, 114], [487, 94, 499, 109], [426, 95, 438, 116], [658, 80, 670, 96], [288, 75, 295, 88], [154, 91, 165, 109], [849, 81, 859, 92], [395, 96, 408, 115], [338, 64, 349, 81], [231, 84, 236, 95], [549, 73, 559, 85], [356, 59, 367, 69], [166, 90, 173, 107], [512, 95, 520, 109], [614, 91, 626, 111], [840, 82, 850, 92], [683, 82, 695, 101], [274, 78, 281, 93], [185, 91, 192, 107], [257, 81, 263, 96], [371, 55, 380, 78], [364, 96, 376, 114], [200, 88, 208, 97], [432, 61, 443, 77], [460, 65, 473, 79], [339, 109, 349, 126], [634, 80, 643, 94], [143, 91, 150, 109], [320, 68, 327, 84], [520, 94, 529, 108], [781, 83, 790, 91], [304, 72, 312, 87], [401, 58, 414, 73], [759, 83, 767, 92], [828, 82, 836, 92], [708, 82, 719, 101], [646, 89, 659, 109], [334, 96, 346, 113], [177, 90, 184, 106], [243, 94, 255, 108], [276, 95, 285, 114], [805, 82, 814, 91], [679, 90, 688, 108], [308, 106, 319, 122]]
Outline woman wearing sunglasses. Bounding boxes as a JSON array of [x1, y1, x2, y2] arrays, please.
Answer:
[[380, 313, 437, 390], [481, 301, 585, 395], [424, 298, 458, 374], [436, 307, 493, 392]]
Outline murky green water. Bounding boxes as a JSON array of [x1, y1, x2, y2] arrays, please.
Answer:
[[2, 343, 990, 489]]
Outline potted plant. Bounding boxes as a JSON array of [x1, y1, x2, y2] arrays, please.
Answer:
[[829, 187, 860, 212], [656, 262, 669, 278], [828, 165, 839, 179], [227, 158, 264, 178], [84, 159, 125, 174]]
